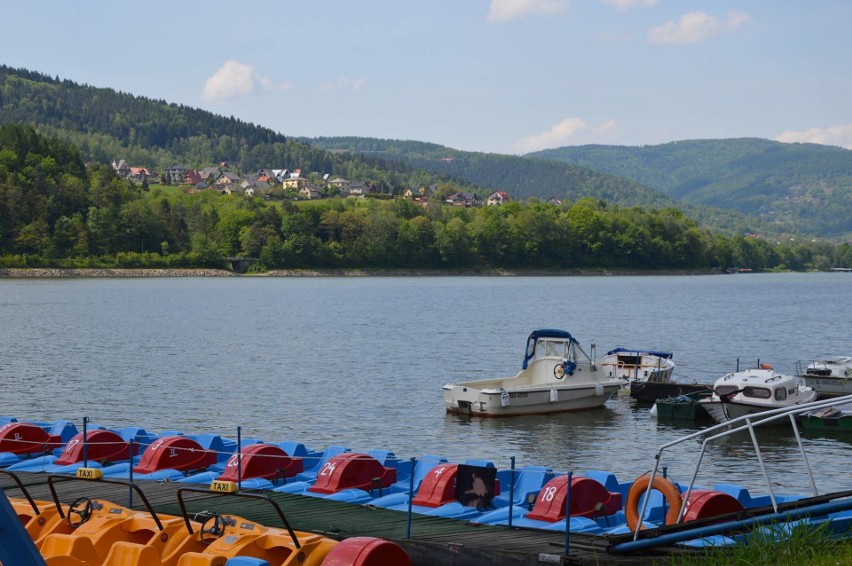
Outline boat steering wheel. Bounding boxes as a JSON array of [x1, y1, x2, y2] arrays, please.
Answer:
[[67, 497, 94, 528], [554, 360, 577, 379], [199, 513, 227, 544]]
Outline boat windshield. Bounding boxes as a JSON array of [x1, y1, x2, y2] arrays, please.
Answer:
[[742, 386, 772, 399], [715, 385, 739, 397], [541, 339, 570, 359]]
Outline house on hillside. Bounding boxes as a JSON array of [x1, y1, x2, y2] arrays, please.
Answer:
[[127, 167, 154, 184], [166, 165, 187, 184], [486, 191, 512, 206], [283, 175, 308, 190], [446, 192, 480, 207], [299, 185, 325, 200], [183, 169, 203, 185], [199, 167, 222, 182], [348, 181, 372, 196], [547, 196, 563, 206], [328, 177, 350, 191], [216, 172, 241, 187], [111, 159, 130, 177]]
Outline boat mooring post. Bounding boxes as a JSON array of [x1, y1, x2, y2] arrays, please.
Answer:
[[82, 416, 89, 468], [406, 457, 416, 539], [237, 427, 242, 490], [564, 471, 572, 557], [508, 456, 516, 529], [128, 440, 134, 508]]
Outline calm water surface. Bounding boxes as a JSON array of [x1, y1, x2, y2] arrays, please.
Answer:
[[1, 273, 850, 494]]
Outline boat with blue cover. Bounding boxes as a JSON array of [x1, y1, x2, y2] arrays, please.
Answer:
[[597, 347, 676, 390], [442, 329, 621, 417]]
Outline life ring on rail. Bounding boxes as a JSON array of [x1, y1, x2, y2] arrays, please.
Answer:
[[625, 474, 683, 531]]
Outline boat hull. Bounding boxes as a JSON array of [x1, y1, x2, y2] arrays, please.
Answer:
[[800, 376, 852, 398], [700, 395, 820, 424], [630, 381, 711, 403], [443, 383, 620, 417]]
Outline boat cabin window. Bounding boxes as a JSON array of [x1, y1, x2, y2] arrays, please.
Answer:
[[774, 387, 787, 401], [742, 386, 771, 399], [542, 340, 568, 358], [715, 385, 739, 397], [617, 355, 641, 366]]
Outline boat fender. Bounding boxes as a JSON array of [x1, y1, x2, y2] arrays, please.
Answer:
[[625, 474, 682, 531], [500, 390, 510, 407], [549, 389, 558, 402], [594, 383, 604, 396], [649, 404, 658, 418]]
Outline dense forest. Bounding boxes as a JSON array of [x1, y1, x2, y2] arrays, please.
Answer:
[[302, 137, 814, 241], [528, 140, 852, 238], [2, 125, 850, 272], [0, 66, 470, 193], [304, 136, 673, 208]]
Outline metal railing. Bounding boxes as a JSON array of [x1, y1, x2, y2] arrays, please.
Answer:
[[632, 392, 852, 541]]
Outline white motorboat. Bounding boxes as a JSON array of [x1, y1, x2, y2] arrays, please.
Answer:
[[796, 356, 852, 398], [442, 329, 621, 417], [597, 347, 675, 389], [698, 366, 818, 424]]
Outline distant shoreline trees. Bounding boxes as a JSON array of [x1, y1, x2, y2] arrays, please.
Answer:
[[2, 124, 850, 272]]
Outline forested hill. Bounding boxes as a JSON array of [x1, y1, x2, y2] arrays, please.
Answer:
[[303, 137, 674, 208], [0, 65, 460, 191], [527, 139, 852, 238]]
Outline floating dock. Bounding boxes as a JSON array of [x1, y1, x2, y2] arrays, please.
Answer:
[[2, 471, 701, 565]]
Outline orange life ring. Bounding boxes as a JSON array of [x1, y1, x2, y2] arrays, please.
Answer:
[[625, 474, 683, 531], [760, 363, 773, 370]]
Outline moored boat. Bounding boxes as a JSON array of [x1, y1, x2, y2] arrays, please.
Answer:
[[652, 390, 714, 421], [799, 403, 852, 432], [442, 329, 621, 417], [796, 356, 852, 398], [698, 366, 818, 424], [598, 347, 675, 390]]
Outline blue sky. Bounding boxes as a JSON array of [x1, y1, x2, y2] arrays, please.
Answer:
[[2, 1, 850, 154]]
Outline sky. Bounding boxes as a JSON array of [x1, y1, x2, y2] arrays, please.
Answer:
[[2, 1, 850, 154]]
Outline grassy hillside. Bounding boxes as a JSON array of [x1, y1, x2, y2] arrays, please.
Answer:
[[527, 139, 852, 238]]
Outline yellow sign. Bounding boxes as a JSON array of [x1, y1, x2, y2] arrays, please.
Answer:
[[210, 480, 238, 493], [76, 467, 103, 480]]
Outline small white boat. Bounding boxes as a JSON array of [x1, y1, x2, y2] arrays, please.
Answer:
[[597, 347, 675, 389], [796, 356, 852, 398], [442, 329, 621, 417], [698, 366, 818, 424]]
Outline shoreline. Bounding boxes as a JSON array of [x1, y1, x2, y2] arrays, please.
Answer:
[[0, 267, 725, 278]]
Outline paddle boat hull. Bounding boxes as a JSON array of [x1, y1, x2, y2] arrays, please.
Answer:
[[442, 329, 621, 417]]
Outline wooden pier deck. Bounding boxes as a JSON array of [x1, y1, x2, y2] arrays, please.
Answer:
[[2, 472, 698, 565]]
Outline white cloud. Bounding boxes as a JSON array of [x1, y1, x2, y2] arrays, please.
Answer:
[[648, 10, 750, 44], [487, 0, 567, 23], [202, 61, 291, 102], [318, 77, 368, 92], [601, 0, 657, 11], [514, 117, 619, 153], [775, 124, 852, 150]]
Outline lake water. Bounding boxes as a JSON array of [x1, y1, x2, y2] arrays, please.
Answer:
[[1, 272, 850, 494]]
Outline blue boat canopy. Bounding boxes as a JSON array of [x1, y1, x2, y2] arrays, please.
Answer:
[[606, 347, 673, 359], [523, 329, 577, 369]]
